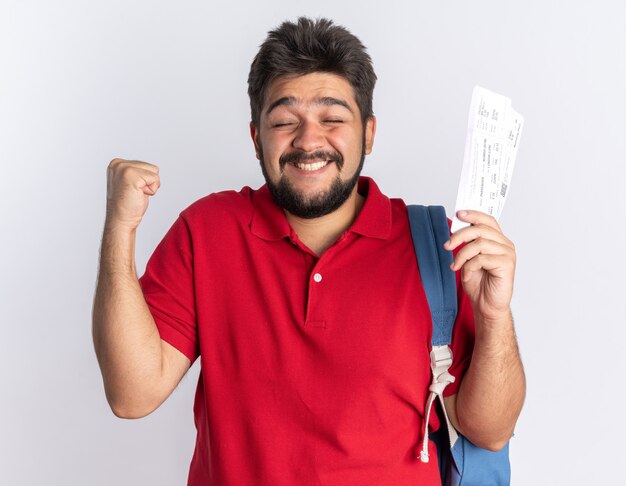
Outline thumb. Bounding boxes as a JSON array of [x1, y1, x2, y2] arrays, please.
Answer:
[[142, 179, 160, 196]]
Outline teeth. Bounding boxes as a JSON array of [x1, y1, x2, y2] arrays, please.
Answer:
[[295, 161, 329, 171]]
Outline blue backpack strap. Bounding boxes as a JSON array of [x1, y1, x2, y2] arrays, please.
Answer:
[[407, 205, 457, 345], [407, 204, 511, 485]]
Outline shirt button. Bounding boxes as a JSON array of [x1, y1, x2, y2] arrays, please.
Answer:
[[313, 273, 323, 283]]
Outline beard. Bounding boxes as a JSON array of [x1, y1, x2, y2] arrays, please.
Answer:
[[258, 138, 366, 219]]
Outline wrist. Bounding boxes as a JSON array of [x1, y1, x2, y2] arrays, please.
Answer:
[[472, 309, 519, 361], [100, 220, 138, 276], [475, 308, 513, 326], [104, 216, 139, 236], [474, 309, 515, 340]]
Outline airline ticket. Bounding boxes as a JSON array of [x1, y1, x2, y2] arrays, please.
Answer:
[[451, 86, 524, 233]]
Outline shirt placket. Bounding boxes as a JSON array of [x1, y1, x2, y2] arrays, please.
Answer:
[[295, 231, 355, 331], [304, 257, 327, 329]]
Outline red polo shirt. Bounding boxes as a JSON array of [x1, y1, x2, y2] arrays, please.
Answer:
[[139, 177, 475, 485]]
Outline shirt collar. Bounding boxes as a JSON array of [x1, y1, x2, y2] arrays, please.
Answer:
[[250, 185, 292, 241], [250, 176, 392, 241], [349, 177, 392, 240]]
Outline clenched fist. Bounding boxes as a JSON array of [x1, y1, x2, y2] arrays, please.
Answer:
[[105, 158, 161, 231]]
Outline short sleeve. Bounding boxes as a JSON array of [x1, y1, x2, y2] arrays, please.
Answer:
[[443, 261, 476, 397], [138, 215, 199, 364]]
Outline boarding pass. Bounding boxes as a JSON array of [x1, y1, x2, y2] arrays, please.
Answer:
[[451, 86, 524, 233]]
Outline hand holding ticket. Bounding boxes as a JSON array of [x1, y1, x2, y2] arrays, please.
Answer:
[[451, 87, 524, 233]]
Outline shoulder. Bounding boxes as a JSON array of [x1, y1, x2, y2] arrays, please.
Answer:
[[179, 186, 256, 228], [386, 195, 411, 231], [397, 200, 455, 229]]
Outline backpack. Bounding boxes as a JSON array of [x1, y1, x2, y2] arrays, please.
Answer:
[[407, 205, 511, 486]]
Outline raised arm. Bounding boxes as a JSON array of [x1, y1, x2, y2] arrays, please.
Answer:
[[92, 159, 191, 419], [443, 210, 526, 451]]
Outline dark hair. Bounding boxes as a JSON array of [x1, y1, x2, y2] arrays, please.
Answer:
[[247, 17, 377, 127]]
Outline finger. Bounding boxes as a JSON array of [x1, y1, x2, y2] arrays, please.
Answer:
[[460, 253, 514, 276], [143, 178, 161, 195], [129, 168, 161, 193], [451, 237, 511, 271], [109, 158, 160, 174], [445, 224, 513, 252], [108, 166, 161, 197], [456, 210, 501, 231]]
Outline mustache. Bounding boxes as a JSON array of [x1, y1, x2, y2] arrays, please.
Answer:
[[279, 150, 343, 169]]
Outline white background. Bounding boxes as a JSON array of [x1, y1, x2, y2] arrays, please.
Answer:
[[1, 1, 625, 484]]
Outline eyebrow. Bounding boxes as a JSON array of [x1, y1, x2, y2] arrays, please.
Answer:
[[265, 96, 354, 116]]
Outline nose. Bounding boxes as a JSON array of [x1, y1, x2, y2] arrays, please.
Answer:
[[292, 120, 324, 153]]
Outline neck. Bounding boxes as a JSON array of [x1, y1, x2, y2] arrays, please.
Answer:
[[285, 185, 365, 256]]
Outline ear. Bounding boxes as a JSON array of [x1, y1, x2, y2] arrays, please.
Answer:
[[364, 116, 377, 155], [250, 122, 261, 160]]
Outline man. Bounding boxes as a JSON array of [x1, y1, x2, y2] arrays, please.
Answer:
[[93, 17, 525, 485]]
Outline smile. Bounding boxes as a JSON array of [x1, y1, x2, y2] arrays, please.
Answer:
[[293, 161, 329, 171]]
